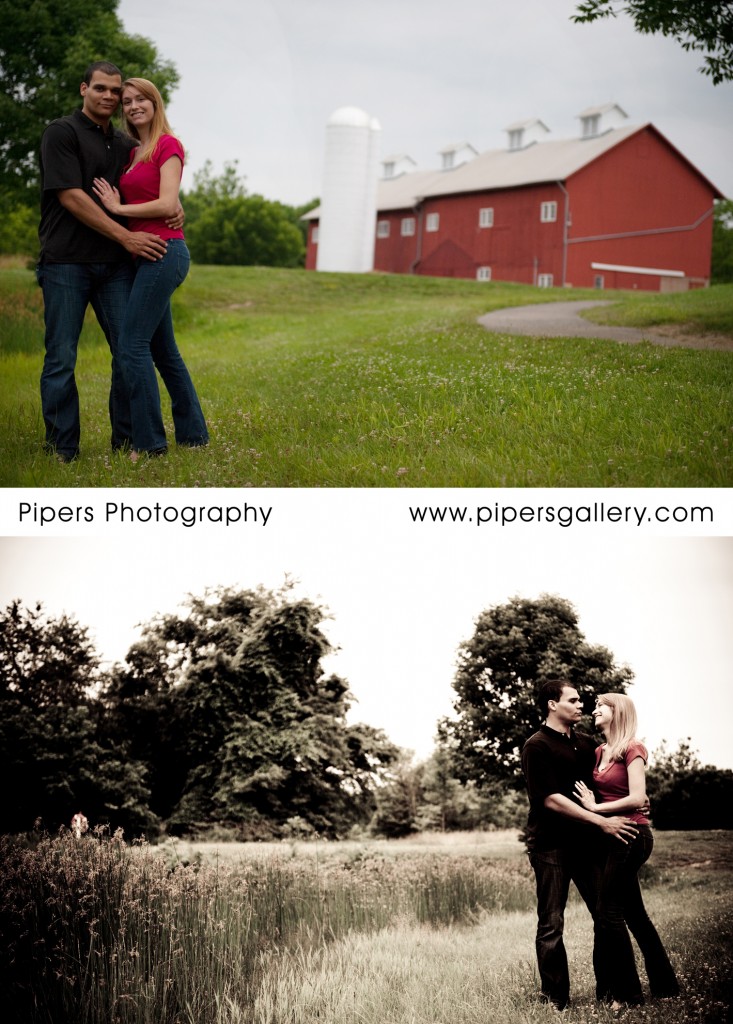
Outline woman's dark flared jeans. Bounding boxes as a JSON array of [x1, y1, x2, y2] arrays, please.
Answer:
[[120, 240, 208, 453], [595, 825, 679, 1004]]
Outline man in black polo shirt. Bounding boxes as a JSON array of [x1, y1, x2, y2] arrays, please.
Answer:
[[522, 680, 638, 1010], [38, 60, 175, 461]]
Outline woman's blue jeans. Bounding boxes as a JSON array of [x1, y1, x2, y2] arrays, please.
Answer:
[[38, 260, 134, 458], [120, 240, 208, 453]]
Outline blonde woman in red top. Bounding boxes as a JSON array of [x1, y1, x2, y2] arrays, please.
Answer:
[[93, 78, 208, 459], [575, 693, 679, 1010]]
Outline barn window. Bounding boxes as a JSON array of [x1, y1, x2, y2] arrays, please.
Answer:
[[426, 213, 440, 232], [401, 217, 416, 236], [540, 202, 557, 223], [312, 227, 319, 244], [594, 275, 605, 289], [537, 274, 554, 288], [377, 220, 390, 238], [479, 207, 494, 228], [476, 266, 492, 282]]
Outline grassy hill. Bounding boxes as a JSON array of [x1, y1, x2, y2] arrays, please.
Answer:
[[1, 263, 731, 487]]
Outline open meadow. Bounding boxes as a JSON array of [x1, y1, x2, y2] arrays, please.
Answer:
[[1, 262, 732, 487], [1, 828, 731, 1024]]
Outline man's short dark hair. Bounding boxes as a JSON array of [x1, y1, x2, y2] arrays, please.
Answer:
[[83, 61, 123, 85], [537, 679, 572, 717]]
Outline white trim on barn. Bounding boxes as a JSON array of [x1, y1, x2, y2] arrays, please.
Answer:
[[590, 262, 685, 278]]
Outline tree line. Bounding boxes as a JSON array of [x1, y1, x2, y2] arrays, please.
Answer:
[[2, 1, 731, 278], [0, 587, 396, 839], [1, 590, 731, 840]]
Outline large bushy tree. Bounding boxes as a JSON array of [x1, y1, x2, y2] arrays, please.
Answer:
[[441, 595, 632, 787], [572, 1, 733, 84], [101, 586, 399, 838]]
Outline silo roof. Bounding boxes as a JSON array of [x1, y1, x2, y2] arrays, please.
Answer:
[[327, 106, 374, 127]]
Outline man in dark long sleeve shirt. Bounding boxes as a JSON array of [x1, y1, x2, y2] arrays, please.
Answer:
[[521, 680, 638, 1010]]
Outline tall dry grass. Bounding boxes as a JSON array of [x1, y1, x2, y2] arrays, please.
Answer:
[[0, 829, 535, 1023]]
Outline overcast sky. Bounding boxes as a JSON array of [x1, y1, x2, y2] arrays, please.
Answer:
[[2, 534, 731, 770], [114, 0, 733, 205]]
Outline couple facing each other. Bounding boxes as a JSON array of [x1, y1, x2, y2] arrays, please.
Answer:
[[522, 681, 680, 1012], [38, 60, 208, 462]]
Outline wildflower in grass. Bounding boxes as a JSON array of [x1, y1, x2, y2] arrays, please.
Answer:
[[71, 811, 89, 838]]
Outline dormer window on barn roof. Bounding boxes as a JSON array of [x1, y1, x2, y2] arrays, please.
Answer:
[[504, 118, 550, 151], [578, 103, 628, 138], [381, 154, 417, 179], [438, 142, 478, 170]]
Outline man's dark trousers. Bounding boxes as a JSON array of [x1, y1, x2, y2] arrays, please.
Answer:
[[529, 845, 602, 1009], [38, 260, 134, 459]]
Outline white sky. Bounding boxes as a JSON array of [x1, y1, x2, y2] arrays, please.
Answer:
[[113, 0, 733, 205], [1, 534, 731, 770]]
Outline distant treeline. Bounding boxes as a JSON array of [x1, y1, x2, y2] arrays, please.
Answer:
[[1, 591, 731, 840]]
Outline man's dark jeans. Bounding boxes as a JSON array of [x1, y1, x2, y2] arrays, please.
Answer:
[[529, 845, 601, 1009], [38, 260, 134, 459]]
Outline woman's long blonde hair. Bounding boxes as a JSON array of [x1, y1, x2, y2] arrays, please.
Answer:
[[597, 692, 639, 763], [121, 78, 176, 163]]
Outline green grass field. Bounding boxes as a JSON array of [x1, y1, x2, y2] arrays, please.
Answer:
[[1, 263, 732, 487], [2, 829, 730, 1024]]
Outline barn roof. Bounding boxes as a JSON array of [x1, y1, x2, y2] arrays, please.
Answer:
[[377, 123, 645, 208], [302, 123, 722, 220]]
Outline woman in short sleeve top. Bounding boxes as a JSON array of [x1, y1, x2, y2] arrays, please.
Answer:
[[593, 739, 650, 825], [93, 79, 208, 459], [574, 693, 679, 1009], [120, 134, 186, 239]]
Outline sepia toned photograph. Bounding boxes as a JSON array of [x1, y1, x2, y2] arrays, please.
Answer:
[[1, 533, 731, 1021]]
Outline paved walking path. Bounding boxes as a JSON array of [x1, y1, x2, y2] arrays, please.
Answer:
[[477, 300, 733, 350]]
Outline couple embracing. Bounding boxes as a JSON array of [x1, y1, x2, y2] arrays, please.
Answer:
[[38, 61, 208, 462], [522, 681, 680, 1012]]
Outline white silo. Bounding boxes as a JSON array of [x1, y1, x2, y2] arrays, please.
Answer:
[[316, 107, 381, 273]]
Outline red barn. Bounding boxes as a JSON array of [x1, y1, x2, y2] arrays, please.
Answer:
[[304, 105, 722, 291]]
